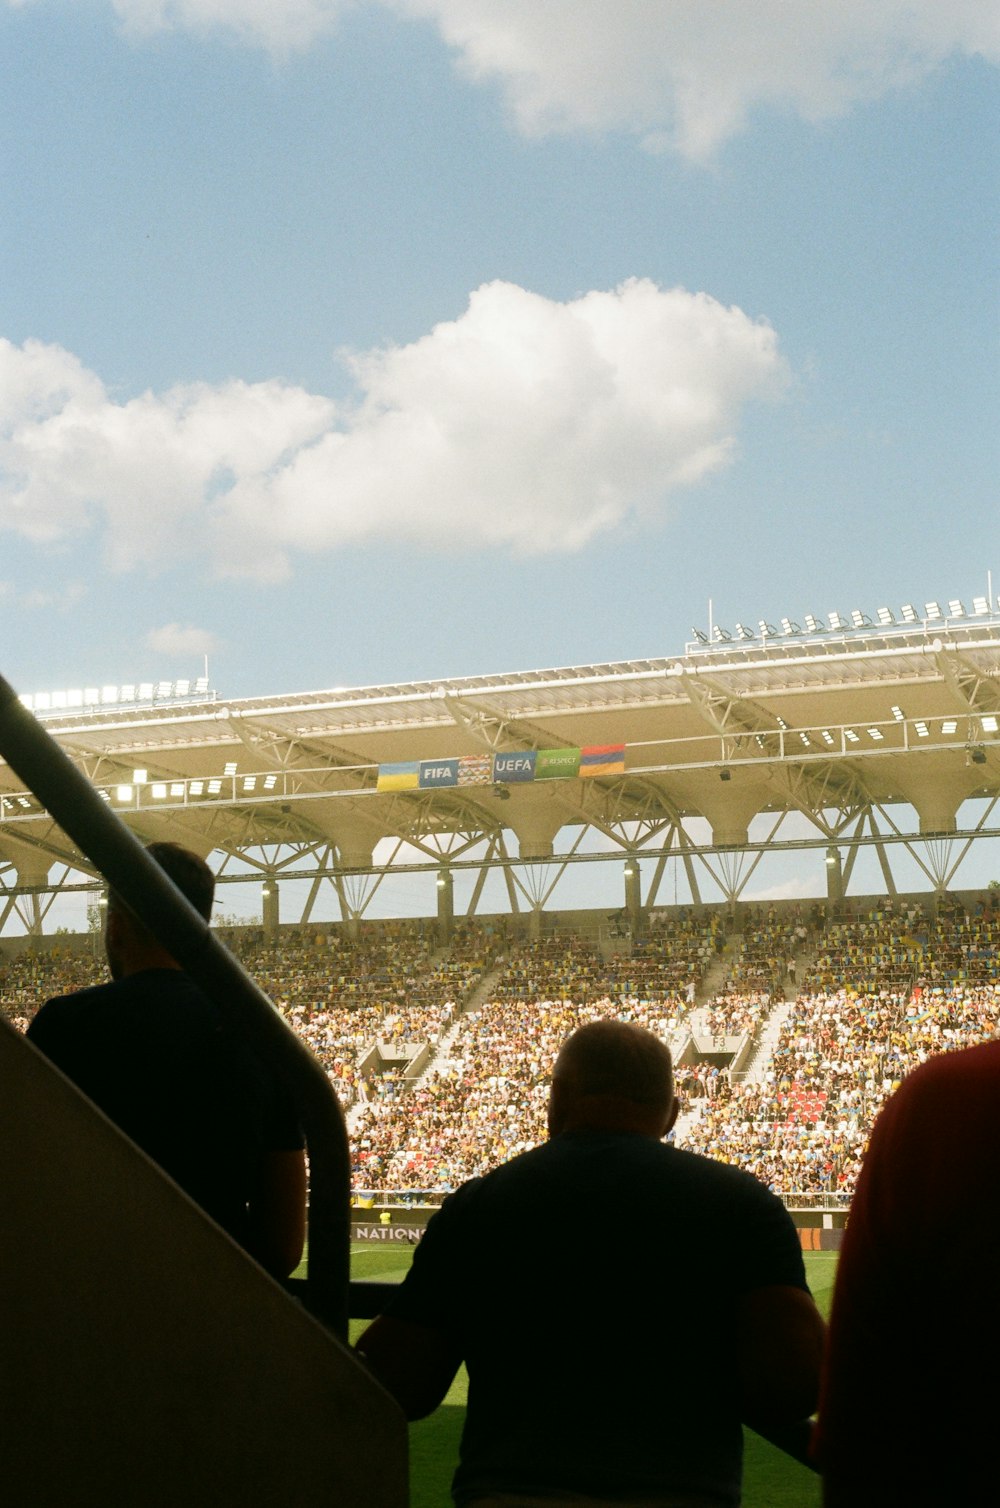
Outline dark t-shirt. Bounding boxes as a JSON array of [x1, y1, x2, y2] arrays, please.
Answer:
[[385, 1130, 808, 1506], [27, 969, 303, 1253]]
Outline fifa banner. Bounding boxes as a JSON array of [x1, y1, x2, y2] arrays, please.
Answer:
[[377, 745, 623, 791]]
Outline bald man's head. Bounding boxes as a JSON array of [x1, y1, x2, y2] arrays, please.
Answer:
[[547, 1021, 677, 1140]]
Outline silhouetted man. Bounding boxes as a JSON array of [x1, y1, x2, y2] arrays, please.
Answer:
[[357, 1020, 824, 1507], [819, 1037, 1000, 1505], [28, 842, 305, 1278]]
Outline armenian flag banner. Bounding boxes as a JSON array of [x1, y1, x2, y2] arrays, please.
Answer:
[[376, 761, 420, 792], [535, 747, 581, 780], [579, 744, 626, 778]]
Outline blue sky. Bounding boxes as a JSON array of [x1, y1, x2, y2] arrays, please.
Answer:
[[2, 2, 998, 921], [2, 0, 996, 704]]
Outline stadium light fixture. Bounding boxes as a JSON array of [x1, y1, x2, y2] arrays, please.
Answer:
[[948, 600, 964, 618], [972, 596, 989, 615], [775, 716, 789, 730], [175, 679, 190, 696], [941, 720, 958, 735], [263, 774, 278, 790], [734, 623, 754, 640], [850, 610, 872, 629], [821, 730, 835, 745], [845, 729, 860, 743], [876, 607, 894, 626], [691, 628, 709, 644], [120, 684, 136, 702], [825, 848, 838, 867], [223, 761, 238, 777], [242, 776, 257, 792], [131, 768, 148, 785], [803, 615, 824, 633], [194, 676, 209, 695], [102, 685, 118, 704], [924, 601, 942, 620], [207, 778, 222, 795], [757, 620, 778, 637], [982, 716, 999, 734], [713, 626, 732, 642], [799, 732, 811, 746], [900, 604, 918, 623], [867, 728, 884, 741], [116, 785, 133, 803], [828, 612, 847, 630], [170, 782, 185, 797], [139, 683, 154, 700], [891, 706, 905, 721], [189, 780, 204, 795], [780, 618, 802, 635], [914, 721, 929, 737], [151, 783, 167, 799], [157, 680, 173, 698]]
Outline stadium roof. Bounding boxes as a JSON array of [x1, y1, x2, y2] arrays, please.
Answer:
[[3, 615, 1000, 915]]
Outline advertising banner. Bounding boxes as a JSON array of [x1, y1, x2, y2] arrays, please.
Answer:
[[492, 750, 537, 783], [419, 758, 459, 789], [535, 746, 581, 781]]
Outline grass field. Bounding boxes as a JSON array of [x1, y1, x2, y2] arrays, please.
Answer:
[[349, 1243, 838, 1508]]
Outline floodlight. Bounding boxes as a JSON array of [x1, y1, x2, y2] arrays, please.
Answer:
[[757, 621, 778, 637], [876, 607, 894, 626], [18, 694, 33, 710], [208, 778, 222, 794], [915, 721, 929, 737], [102, 685, 118, 703], [224, 761, 237, 777], [175, 679, 190, 696], [803, 615, 824, 633], [891, 706, 905, 720], [850, 610, 872, 629], [157, 680, 172, 697], [900, 604, 918, 623], [139, 683, 154, 700], [51, 691, 67, 709], [34, 693, 50, 711], [189, 781, 204, 795], [263, 774, 278, 789], [116, 785, 133, 802], [194, 677, 209, 694], [776, 716, 789, 730], [828, 612, 847, 630], [982, 716, 999, 734], [17, 795, 31, 809], [948, 600, 964, 618], [242, 776, 257, 791], [825, 848, 838, 867], [132, 768, 147, 785], [170, 782, 185, 796], [151, 784, 167, 799], [924, 601, 941, 619], [799, 732, 811, 746], [98, 789, 111, 803], [972, 596, 989, 615], [713, 626, 732, 642], [867, 728, 884, 740], [734, 623, 754, 640], [942, 720, 958, 735], [691, 628, 709, 644], [821, 730, 835, 744], [845, 729, 860, 743], [624, 859, 638, 876], [780, 618, 801, 635], [84, 688, 100, 705], [120, 685, 136, 702]]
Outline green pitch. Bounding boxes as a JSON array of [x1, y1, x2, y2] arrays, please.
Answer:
[[350, 1244, 838, 1508]]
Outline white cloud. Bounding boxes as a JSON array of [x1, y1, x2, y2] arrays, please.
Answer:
[[146, 622, 220, 656], [0, 280, 786, 581], [394, 0, 999, 158], [33, 0, 997, 156]]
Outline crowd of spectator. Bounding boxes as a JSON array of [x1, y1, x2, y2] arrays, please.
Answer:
[[4, 895, 1000, 1204]]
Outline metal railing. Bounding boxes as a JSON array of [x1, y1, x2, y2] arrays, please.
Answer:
[[0, 673, 352, 1338]]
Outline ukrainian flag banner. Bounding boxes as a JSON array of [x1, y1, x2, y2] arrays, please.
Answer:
[[579, 744, 626, 778], [376, 761, 420, 792], [535, 747, 581, 781]]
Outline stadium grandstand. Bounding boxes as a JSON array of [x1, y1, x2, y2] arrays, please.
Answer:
[[4, 599, 1000, 1244]]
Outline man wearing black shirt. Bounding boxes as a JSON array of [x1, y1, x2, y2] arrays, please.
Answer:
[[28, 842, 305, 1278]]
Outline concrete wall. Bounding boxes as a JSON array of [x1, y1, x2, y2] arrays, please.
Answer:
[[0, 1021, 406, 1507]]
